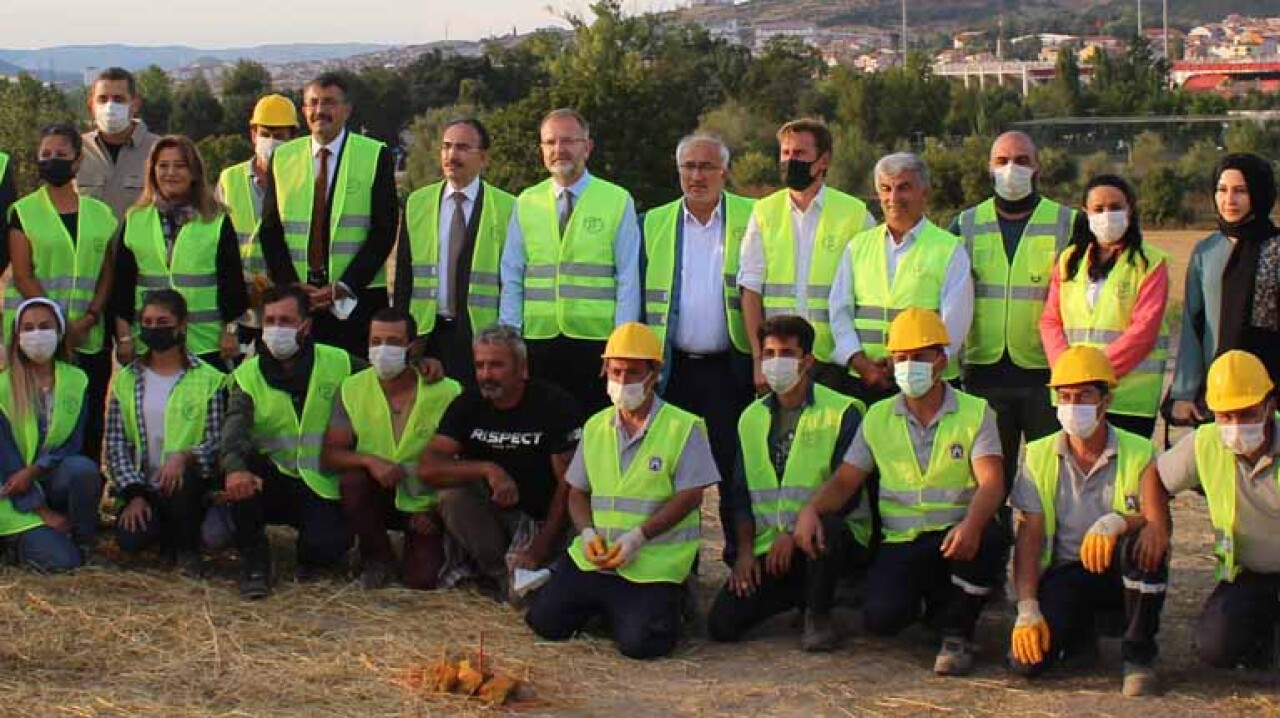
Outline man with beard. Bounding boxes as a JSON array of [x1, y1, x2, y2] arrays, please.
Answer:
[[420, 324, 582, 600]]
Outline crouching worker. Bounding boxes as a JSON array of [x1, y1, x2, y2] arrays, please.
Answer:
[[322, 307, 460, 590], [707, 315, 870, 651], [106, 290, 228, 576], [1140, 350, 1280, 670], [795, 308, 1005, 675], [1008, 346, 1164, 696], [221, 285, 354, 599], [0, 297, 102, 570], [526, 323, 719, 659]]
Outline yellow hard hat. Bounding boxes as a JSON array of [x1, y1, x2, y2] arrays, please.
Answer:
[[250, 94, 299, 128], [1205, 350, 1274, 413], [1048, 345, 1117, 388], [886, 307, 950, 353], [602, 322, 663, 363]]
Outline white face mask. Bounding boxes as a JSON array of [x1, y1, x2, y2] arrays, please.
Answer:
[[261, 325, 300, 361], [94, 101, 131, 135], [993, 163, 1035, 202], [894, 360, 936, 399], [1088, 210, 1129, 246], [1057, 402, 1101, 439], [607, 379, 649, 412], [254, 136, 284, 165], [1220, 421, 1267, 455], [369, 344, 407, 381], [18, 329, 59, 364], [761, 357, 802, 395]]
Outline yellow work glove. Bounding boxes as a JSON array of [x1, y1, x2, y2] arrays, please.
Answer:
[[581, 527, 609, 563], [1011, 599, 1051, 666], [1080, 512, 1128, 574]]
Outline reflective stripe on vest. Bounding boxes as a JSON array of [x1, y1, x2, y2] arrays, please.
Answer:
[[272, 133, 386, 287], [232, 345, 351, 499], [1024, 426, 1149, 568], [1057, 246, 1170, 418], [863, 389, 986, 543], [217, 161, 265, 281], [113, 361, 223, 474], [846, 220, 960, 380], [1192, 423, 1277, 583], [754, 188, 868, 363], [340, 368, 461, 513], [959, 198, 1072, 368], [403, 180, 515, 334], [517, 177, 629, 340], [5, 187, 117, 353], [568, 403, 702, 583], [123, 206, 225, 355]]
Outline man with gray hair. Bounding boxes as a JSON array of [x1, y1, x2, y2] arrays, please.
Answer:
[[828, 152, 974, 405], [420, 323, 583, 601], [642, 134, 755, 558]]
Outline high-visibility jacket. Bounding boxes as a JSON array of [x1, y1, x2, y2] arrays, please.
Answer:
[[404, 180, 515, 333], [568, 402, 703, 583], [1023, 426, 1149, 568], [863, 389, 987, 543], [272, 133, 387, 287], [339, 368, 461, 513], [217, 161, 265, 281], [755, 187, 869, 363], [517, 176, 630, 340], [1057, 246, 1170, 418], [739, 384, 869, 554], [846, 220, 960, 380], [958, 198, 1074, 368], [123, 205, 225, 355], [112, 360, 224, 474], [232, 345, 351, 499], [642, 193, 754, 354], [0, 361, 88, 536], [6, 187, 117, 353], [1194, 423, 1280, 582]]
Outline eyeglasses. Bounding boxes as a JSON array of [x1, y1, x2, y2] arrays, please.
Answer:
[[302, 98, 343, 109], [440, 141, 482, 154], [540, 137, 587, 148], [679, 162, 721, 174]]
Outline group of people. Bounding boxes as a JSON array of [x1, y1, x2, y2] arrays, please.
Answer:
[[1, 65, 1278, 696]]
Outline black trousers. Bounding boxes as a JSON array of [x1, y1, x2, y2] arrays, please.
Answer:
[[421, 315, 476, 391], [115, 469, 208, 554], [526, 555, 685, 660], [707, 513, 870, 642], [964, 382, 1058, 496], [309, 286, 390, 360], [811, 360, 896, 406], [1196, 571, 1280, 669], [863, 522, 1006, 641], [527, 336, 609, 416], [228, 455, 351, 572], [75, 348, 113, 465], [1107, 413, 1157, 441]]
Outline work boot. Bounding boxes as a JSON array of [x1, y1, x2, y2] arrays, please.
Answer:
[[933, 637, 975, 676], [801, 612, 840, 652], [240, 566, 271, 600], [1121, 662, 1159, 697], [359, 561, 395, 591], [176, 550, 205, 579]]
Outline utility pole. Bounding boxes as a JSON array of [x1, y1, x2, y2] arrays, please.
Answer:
[[1163, 0, 1170, 59], [1136, 0, 1142, 38], [901, 0, 907, 60]]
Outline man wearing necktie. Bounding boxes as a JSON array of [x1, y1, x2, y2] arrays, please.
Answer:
[[256, 72, 398, 358], [498, 108, 642, 414], [394, 118, 515, 390]]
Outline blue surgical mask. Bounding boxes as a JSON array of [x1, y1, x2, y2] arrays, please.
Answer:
[[894, 360, 936, 398]]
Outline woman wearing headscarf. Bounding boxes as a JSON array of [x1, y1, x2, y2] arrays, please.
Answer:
[[1170, 154, 1279, 425]]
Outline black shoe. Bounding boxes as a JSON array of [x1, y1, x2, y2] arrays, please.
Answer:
[[176, 550, 205, 579], [359, 561, 395, 590], [240, 568, 271, 600]]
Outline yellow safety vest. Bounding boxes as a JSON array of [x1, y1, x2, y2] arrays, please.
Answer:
[[958, 198, 1074, 368], [6, 187, 117, 353], [403, 180, 515, 333], [112, 360, 224, 474], [755, 187, 869, 363], [1193, 423, 1280, 583], [232, 345, 352, 499], [339, 368, 461, 513], [568, 402, 702, 583], [272, 133, 387, 287], [1023, 426, 1149, 568], [642, 193, 754, 354], [1057, 246, 1170, 418], [863, 389, 987, 543], [217, 160, 265, 281]]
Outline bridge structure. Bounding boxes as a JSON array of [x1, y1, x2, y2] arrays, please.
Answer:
[[933, 60, 1094, 94], [1170, 57, 1280, 89]]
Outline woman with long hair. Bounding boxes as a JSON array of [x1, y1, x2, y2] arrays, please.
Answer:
[[1040, 175, 1171, 438], [109, 134, 248, 371], [0, 297, 104, 570]]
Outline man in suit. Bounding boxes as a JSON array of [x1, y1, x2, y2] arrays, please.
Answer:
[[394, 117, 515, 390], [256, 71, 398, 358]]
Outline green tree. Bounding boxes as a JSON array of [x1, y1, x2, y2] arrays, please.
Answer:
[[728, 150, 777, 197], [1127, 131, 1167, 180], [0, 75, 75, 193], [135, 65, 174, 134], [741, 37, 825, 124], [696, 99, 777, 157], [825, 123, 880, 200], [195, 134, 252, 183], [171, 73, 224, 141], [403, 104, 481, 189], [219, 60, 273, 135], [1140, 166, 1185, 226]]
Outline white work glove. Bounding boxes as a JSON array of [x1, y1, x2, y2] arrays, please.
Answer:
[[580, 527, 608, 563], [605, 527, 648, 569], [1080, 512, 1128, 574], [1011, 599, 1050, 665]]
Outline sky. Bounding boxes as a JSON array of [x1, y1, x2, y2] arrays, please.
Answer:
[[1, 0, 685, 49]]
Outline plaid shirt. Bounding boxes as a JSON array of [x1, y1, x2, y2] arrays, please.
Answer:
[[105, 352, 226, 497]]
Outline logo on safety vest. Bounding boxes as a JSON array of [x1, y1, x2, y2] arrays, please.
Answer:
[[584, 217, 604, 235], [648, 456, 664, 472], [1030, 273, 1043, 284], [181, 402, 200, 421], [948, 443, 965, 460], [320, 384, 336, 401], [1124, 494, 1139, 512], [822, 234, 842, 252]]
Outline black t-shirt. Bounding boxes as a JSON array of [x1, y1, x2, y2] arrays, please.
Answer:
[[436, 379, 583, 520]]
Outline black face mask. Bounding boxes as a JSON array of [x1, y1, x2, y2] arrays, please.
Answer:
[[781, 159, 817, 192], [140, 326, 182, 352], [37, 158, 75, 188]]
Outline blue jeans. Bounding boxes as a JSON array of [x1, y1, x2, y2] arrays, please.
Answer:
[[11, 525, 82, 571], [11, 456, 103, 545]]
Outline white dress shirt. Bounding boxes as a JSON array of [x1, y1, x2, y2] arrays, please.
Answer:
[[311, 128, 347, 197], [437, 177, 481, 318], [828, 218, 974, 366], [673, 199, 731, 354]]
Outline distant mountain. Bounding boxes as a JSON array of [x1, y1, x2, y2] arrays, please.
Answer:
[[0, 43, 391, 76], [0, 59, 26, 77]]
